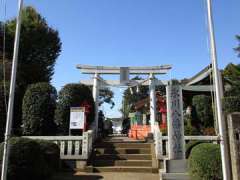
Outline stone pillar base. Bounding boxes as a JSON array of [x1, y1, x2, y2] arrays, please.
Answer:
[[160, 159, 190, 180]]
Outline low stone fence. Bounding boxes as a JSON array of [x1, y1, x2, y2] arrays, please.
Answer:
[[24, 130, 93, 160], [153, 125, 219, 159]]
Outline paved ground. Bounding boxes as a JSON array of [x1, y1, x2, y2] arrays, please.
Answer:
[[51, 172, 159, 180]]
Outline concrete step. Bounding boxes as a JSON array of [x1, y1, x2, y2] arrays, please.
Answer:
[[108, 134, 128, 137], [84, 166, 158, 173], [166, 160, 188, 173], [94, 154, 152, 160], [102, 140, 145, 143], [93, 159, 152, 167], [95, 142, 151, 149], [102, 137, 145, 143], [161, 173, 190, 180], [95, 147, 151, 154]]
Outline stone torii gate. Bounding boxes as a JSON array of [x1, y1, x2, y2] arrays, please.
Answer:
[[77, 64, 172, 135], [77, 64, 215, 161]]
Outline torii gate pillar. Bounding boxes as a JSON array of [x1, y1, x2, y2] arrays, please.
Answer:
[[93, 73, 99, 135], [149, 73, 157, 133]]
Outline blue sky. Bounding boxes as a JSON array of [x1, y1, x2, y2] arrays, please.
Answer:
[[2, 0, 240, 117]]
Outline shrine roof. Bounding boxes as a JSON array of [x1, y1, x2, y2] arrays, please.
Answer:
[[184, 64, 212, 86]]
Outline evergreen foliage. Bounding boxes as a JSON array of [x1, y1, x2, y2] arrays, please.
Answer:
[[223, 96, 240, 114], [22, 82, 57, 135], [185, 140, 205, 158], [122, 76, 165, 117], [188, 143, 222, 180], [0, 6, 61, 137], [55, 83, 94, 134], [192, 95, 214, 128], [0, 137, 60, 180], [223, 63, 240, 96]]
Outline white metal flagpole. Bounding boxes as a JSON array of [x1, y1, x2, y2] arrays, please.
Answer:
[[1, 1, 23, 180], [206, 0, 231, 179]]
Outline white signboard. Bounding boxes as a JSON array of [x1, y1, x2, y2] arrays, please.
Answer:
[[70, 107, 85, 129]]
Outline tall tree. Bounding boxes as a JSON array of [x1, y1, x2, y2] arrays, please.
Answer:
[[5, 6, 61, 85], [0, 6, 61, 136], [221, 36, 240, 114], [55, 83, 95, 135]]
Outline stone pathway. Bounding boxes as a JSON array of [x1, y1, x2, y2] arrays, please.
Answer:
[[52, 172, 159, 180]]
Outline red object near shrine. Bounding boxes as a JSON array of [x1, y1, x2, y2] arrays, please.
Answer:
[[157, 94, 167, 129], [80, 100, 92, 130], [81, 100, 91, 114], [128, 125, 151, 140], [128, 93, 167, 140]]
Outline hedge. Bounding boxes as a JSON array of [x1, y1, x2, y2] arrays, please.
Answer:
[[185, 140, 205, 159], [22, 82, 57, 135], [188, 143, 222, 180], [0, 137, 60, 180], [36, 140, 60, 174], [223, 96, 240, 114]]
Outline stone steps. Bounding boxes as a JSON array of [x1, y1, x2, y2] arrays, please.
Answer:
[[94, 154, 152, 160], [87, 166, 158, 173], [108, 134, 128, 137], [95, 142, 151, 149], [83, 137, 157, 173], [95, 147, 151, 154], [93, 159, 152, 167]]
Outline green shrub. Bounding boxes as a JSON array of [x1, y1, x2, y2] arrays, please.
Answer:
[[0, 137, 60, 180], [0, 138, 46, 180], [192, 95, 214, 128], [36, 140, 60, 173], [223, 96, 240, 114], [188, 143, 222, 180], [22, 82, 57, 135], [55, 83, 95, 134], [185, 141, 204, 158]]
